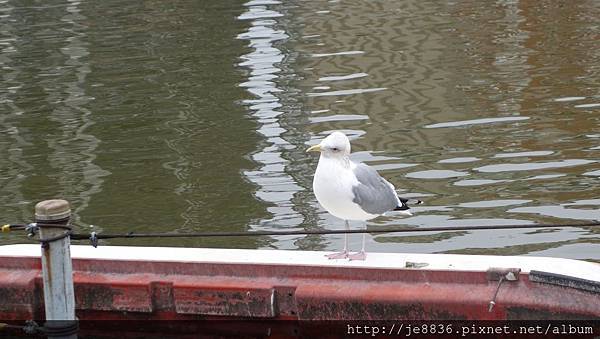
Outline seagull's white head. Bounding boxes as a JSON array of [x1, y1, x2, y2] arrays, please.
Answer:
[[306, 131, 351, 158]]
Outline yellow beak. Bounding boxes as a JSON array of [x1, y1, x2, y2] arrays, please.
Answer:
[[306, 144, 322, 153]]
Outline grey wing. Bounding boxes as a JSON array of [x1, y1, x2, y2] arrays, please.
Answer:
[[351, 163, 400, 215]]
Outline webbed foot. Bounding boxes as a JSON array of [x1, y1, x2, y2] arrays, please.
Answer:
[[325, 251, 349, 259], [348, 251, 367, 261]]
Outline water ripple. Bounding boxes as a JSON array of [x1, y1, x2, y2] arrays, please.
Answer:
[[493, 151, 554, 158], [583, 170, 600, 176], [575, 103, 600, 109], [438, 157, 480, 164], [425, 116, 530, 129], [454, 179, 508, 187], [509, 205, 600, 221], [309, 114, 368, 123], [307, 87, 387, 97], [459, 200, 531, 208], [474, 159, 595, 173], [406, 170, 469, 179], [554, 96, 586, 102], [311, 50, 364, 57], [318, 72, 368, 82]]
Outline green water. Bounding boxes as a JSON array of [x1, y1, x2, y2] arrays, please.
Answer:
[[1, 0, 599, 260]]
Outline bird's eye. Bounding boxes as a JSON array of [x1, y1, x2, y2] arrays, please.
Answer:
[[332, 147, 339, 151]]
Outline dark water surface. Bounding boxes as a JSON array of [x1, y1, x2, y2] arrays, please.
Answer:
[[1, 0, 599, 260]]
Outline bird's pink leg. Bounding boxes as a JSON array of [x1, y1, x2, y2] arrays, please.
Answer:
[[326, 220, 350, 259], [348, 233, 367, 261]]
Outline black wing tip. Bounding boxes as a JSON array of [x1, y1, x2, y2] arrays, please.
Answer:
[[395, 199, 423, 210]]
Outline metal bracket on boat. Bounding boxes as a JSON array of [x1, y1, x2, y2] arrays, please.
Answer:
[[25, 223, 38, 238], [89, 231, 98, 248], [405, 261, 428, 269], [486, 267, 521, 312]]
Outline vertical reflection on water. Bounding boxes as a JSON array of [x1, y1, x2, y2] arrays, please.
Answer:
[[0, 0, 107, 235], [237, 0, 305, 239], [48, 0, 108, 226], [0, 0, 31, 224], [491, 0, 530, 117], [443, 0, 533, 155], [77, 1, 267, 249]]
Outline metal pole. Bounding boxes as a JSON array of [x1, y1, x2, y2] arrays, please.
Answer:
[[36, 200, 77, 339]]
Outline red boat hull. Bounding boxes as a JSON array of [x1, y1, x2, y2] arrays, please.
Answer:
[[0, 245, 598, 337]]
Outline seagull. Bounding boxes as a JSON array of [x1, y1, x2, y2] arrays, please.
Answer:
[[306, 131, 421, 260]]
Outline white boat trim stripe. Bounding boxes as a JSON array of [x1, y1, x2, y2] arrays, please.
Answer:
[[0, 244, 599, 283]]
